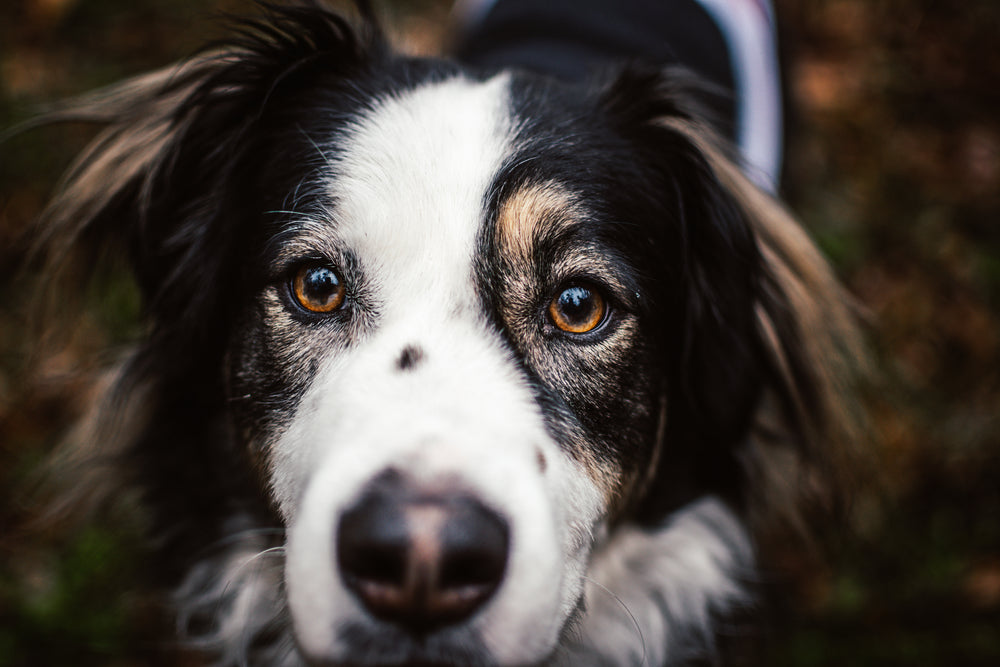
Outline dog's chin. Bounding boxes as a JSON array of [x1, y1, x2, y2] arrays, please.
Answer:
[[289, 594, 566, 667], [298, 623, 535, 667], [287, 569, 580, 667], [307, 657, 541, 667], [293, 587, 589, 667]]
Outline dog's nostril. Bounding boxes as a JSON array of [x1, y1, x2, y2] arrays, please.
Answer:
[[336, 484, 509, 634], [338, 531, 408, 588], [437, 505, 508, 590]]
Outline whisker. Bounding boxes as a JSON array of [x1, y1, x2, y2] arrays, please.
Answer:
[[232, 545, 288, 666], [583, 575, 647, 667], [298, 124, 335, 169], [199, 527, 287, 557], [240, 544, 286, 566], [265, 208, 310, 217]]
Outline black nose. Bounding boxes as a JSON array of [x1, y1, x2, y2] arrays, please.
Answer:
[[336, 474, 509, 634]]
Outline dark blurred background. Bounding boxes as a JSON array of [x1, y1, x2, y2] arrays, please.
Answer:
[[1, 1, 998, 665]]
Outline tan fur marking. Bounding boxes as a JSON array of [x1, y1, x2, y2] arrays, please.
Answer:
[[572, 444, 628, 514], [494, 182, 581, 263]]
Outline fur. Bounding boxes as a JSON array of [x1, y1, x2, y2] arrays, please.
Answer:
[[28, 3, 863, 666]]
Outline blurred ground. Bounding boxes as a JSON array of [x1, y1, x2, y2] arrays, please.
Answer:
[[1, 0, 998, 665]]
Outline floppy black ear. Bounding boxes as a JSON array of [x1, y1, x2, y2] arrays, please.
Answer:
[[26, 3, 385, 570], [34, 4, 381, 365], [603, 67, 864, 523]]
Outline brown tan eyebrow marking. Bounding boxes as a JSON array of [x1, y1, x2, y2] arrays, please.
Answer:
[[495, 181, 636, 304], [494, 181, 583, 262]]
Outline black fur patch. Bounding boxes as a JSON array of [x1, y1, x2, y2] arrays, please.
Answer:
[[469, 65, 789, 518]]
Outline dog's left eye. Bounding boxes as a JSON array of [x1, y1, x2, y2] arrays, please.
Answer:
[[292, 265, 345, 313], [548, 284, 607, 334]]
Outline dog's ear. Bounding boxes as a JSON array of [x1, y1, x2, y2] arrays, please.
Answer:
[[33, 4, 381, 362], [24, 3, 384, 564], [602, 67, 864, 524]]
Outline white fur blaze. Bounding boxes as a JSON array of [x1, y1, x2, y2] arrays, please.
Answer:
[[277, 74, 605, 664]]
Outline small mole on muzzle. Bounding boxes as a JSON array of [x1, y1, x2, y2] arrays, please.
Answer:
[[395, 345, 424, 372]]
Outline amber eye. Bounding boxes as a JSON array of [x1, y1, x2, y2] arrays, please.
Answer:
[[548, 285, 607, 334], [292, 265, 345, 313]]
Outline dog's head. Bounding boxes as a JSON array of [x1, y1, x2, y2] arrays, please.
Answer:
[[34, 5, 862, 665]]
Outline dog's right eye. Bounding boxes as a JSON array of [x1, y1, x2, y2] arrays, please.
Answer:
[[291, 265, 345, 314]]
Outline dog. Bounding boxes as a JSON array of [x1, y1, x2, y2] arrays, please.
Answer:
[[28, 1, 863, 665]]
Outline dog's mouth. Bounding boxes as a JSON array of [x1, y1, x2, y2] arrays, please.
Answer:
[[309, 631, 502, 667]]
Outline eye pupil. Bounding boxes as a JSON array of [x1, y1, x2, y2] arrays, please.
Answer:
[[559, 287, 592, 319], [305, 267, 336, 299], [549, 285, 606, 334], [293, 265, 345, 313]]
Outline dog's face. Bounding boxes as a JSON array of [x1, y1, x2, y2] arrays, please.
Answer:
[[225, 70, 678, 663], [37, 7, 858, 666]]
